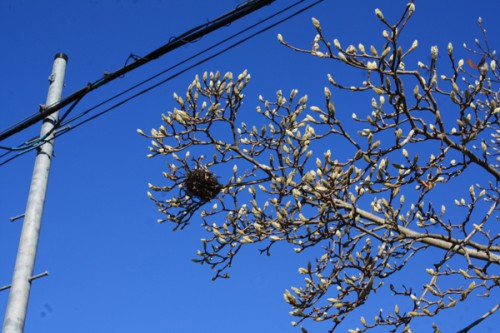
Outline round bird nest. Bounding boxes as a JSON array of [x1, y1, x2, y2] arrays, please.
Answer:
[[184, 168, 221, 201]]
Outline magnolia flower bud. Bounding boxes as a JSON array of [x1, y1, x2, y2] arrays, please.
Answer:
[[431, 45, 438, 60], [408, 3, 415, 14], [312, 17, 321, 30], [367, 61, 378, 70], [358, 43, 366, 54], [333, 38, 341, 50]]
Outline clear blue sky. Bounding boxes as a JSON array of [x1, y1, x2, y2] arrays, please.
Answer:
[[1, 1, 499, 332]]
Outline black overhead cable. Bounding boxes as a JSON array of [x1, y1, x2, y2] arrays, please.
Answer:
[[0, 0, 325, 167], [0, 0, 304, 155], [56, 0, 325, 136], [56, 0, 309, 137], [0, 0, 275, 142]]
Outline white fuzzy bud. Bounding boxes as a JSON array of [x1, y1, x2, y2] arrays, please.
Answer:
[[367, 61, 378, 70], [431, 45, 438, 60], [333, 39, 341, 50], [312, 17, 321, 29], [358, 43, 365, 54], [408, 3, 415, 14]]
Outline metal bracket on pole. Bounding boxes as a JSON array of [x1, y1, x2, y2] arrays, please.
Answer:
[[0, 272, 49, 293], [9, 214, 25, 223]]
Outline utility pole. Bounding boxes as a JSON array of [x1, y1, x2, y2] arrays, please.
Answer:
[[2, 53, 67, 333]]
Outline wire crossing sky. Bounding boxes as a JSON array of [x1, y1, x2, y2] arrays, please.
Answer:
[[0, 0, 277, 143], [0, 0, 324, 168]]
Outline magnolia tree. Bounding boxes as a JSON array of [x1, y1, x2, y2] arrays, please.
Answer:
[[139, 2, 499, 332]]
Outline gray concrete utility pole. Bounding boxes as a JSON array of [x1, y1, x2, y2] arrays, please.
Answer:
[[2, 53, 67, 333]]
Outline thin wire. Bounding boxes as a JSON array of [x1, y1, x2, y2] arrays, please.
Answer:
[[0, 144, 37, 167], [0, 0, 276, 142], [0, 97, 82, 153], [0, 0, 325, 167], [58, 0, 307, 131], [0, 98, 83, 166], [58, 0, 324, 134], [0, 0, 298, 159]]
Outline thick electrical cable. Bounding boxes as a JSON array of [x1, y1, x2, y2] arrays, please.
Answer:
[[55, 0, 308, 136], [56, 0, 324, 135], [0, 0, 275, 142], [0, 0, 325, 167]]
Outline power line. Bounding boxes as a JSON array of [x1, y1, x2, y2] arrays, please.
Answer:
[[0, 0, 275, 142], [0, 0, 325, 168], [0, 0, 305, 163], [0, 99, 82, 167], [56, 0, 309, 135], [56, 0, 325, 136]]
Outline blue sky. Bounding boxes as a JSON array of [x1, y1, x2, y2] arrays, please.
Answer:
[[1, 1, 499, 332]]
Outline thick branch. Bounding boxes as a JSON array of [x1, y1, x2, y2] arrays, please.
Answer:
[[456, 303, 500, 333], [332, 199, 500, 264]]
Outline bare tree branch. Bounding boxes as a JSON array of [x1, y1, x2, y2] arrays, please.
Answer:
[[141, 1, 500, 332], [456, 303, 500, 333]]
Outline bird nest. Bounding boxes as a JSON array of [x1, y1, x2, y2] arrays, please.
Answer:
[[184, 167, 221, 201]]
